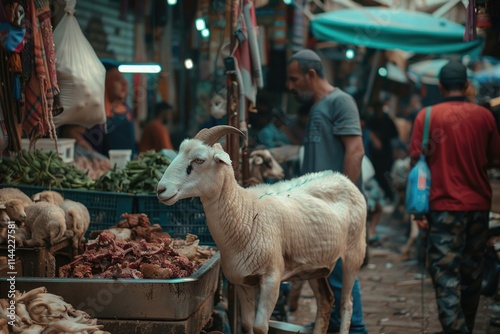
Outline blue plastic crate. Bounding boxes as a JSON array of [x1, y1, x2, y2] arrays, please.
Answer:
[[135, 195, 214, 246], [0, 185, 135, 234]]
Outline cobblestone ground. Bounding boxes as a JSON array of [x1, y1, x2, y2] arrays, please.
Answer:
[[286, 206, 500, 334]]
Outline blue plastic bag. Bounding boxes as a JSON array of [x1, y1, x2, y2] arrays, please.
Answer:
[[405, 155, 431, 214]]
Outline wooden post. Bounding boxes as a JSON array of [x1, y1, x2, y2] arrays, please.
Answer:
[[227, 76, 240, 181], [241, 117, 250, 185]]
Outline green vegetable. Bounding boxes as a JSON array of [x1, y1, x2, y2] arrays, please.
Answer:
[[92, 150, 171, 193], [0, 149, 95, 189]]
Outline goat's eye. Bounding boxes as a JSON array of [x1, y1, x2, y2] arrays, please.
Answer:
[[193, 158, 205, 164]]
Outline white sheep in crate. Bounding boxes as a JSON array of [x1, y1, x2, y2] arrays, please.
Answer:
[[157, 126, 367, 334]]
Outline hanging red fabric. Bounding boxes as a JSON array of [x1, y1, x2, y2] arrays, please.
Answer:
[[464, 0, 477, 42]]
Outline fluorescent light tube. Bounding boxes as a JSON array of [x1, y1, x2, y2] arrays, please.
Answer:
[[118, 64, 162, 73]]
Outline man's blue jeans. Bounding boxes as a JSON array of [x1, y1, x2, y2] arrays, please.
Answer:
[[328, 260, 367, 334]]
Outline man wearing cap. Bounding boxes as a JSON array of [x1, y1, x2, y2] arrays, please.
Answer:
[[287, 49, 367, 333], [410, 60, 500, 333]]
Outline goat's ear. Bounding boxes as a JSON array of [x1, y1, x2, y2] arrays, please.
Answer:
[[213, 143, 224, 150], [253, 156, 263, 165], [213, 151, 231, 166]]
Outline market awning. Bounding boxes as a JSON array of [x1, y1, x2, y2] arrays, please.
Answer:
[[310, 7, 484, 57], [407, 59, 474, 85]]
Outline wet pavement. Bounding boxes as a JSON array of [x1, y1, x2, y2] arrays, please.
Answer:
[[285, 205, 500, 334]]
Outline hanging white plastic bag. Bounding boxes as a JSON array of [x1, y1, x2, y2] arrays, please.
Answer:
[[52, 0, 106, 129]]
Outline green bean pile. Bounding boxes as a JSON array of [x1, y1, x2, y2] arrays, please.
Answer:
[[0, 150, 94, 189], [0, 150, 171, 194], [91, 151, 171, 193]]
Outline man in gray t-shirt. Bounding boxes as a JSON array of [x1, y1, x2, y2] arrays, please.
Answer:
[[287, 49, 367, 333], [302, 88, 363, 190]]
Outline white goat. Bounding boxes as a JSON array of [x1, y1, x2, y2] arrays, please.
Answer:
[[157, 126, 367, 334], [0, 187, 33, 223], [244, 149, 285, 187]]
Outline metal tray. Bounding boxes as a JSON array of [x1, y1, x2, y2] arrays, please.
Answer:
[[0, 252, 220, 321]]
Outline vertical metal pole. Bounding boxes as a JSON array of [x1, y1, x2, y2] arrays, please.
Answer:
[[179, 1, 187, 132], [226, 0, 240, 332], [226, 82, 240, 333]]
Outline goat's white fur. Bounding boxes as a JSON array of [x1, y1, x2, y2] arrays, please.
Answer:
[[157, 139, 367, 334]]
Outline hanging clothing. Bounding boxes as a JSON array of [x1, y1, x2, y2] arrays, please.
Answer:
[[0, 0, 27, 152], [0, 46, 21, 152], [22, 0, 61, 142]]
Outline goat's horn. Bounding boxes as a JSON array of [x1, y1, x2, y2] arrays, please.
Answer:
[[194, 125, 246, 146]]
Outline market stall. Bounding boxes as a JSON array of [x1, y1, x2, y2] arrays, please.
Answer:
[[0, 252, 221, 333], [0, 0, 249, 330], [0, 182, 223, 333]]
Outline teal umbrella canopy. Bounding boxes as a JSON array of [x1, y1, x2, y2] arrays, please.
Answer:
[[310, 8, 483, 57]]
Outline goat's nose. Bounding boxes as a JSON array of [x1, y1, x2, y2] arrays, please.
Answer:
[[21, 214, 26, 219], [157, 186, 166, 197]]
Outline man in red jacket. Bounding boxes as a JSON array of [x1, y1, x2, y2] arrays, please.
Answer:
[[410, 60, 500, 334]]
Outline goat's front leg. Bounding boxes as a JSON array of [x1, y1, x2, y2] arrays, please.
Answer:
[[309, 277, 334, 334], [236, 284, 257, 333], [253, 272, 282, 334]]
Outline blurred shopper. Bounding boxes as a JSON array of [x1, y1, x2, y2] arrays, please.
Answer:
[[410, 60, 500, 334], [287, 49, 367, 333], [360, 113, 385, 243], [257, 108, 293, 148], [407, 93, 423, 125], [362, 155, 384, 245], [288, 103, 311, 145], [485, 96, 500, 133], [83, 61, 138, 158], [139, 102, 174, 152], [366, 101, 399, 202], [60, 124, 97, 153]]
